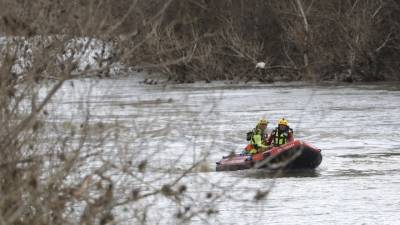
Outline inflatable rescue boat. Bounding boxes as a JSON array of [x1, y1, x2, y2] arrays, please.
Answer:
[[216, 140, 322, 171]]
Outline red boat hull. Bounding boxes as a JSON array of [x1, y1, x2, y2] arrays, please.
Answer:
[[216, 140, 322, 171]]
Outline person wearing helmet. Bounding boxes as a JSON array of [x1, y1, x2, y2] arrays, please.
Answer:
[[267, 118, 294, 147], [244, 119, 270, 154]]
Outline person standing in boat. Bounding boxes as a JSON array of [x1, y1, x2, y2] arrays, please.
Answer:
[[244, 119, 270, 154], [267, 118, 294, 147]]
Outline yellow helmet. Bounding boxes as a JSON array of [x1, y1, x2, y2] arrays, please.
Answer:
[[258, 119, 269, 126], [278, 118, 288, 126]]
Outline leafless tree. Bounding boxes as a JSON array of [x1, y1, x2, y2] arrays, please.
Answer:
[[0, 1, 233, 224]]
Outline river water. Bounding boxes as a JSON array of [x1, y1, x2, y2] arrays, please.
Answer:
[[51, 77, 400, 225]]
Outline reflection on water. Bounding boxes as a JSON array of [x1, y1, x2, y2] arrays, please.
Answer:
[[240, 169, 321, 179], [334, 169, 386, 177], [338, 152, 400, 158]]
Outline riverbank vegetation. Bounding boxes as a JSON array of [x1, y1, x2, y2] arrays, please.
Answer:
[[138, 0, 400, 83], [2, 0, 400, 83], [143, 0, 400, 83]]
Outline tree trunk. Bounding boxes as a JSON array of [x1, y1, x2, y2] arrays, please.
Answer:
[[295, 0, 314, 81]]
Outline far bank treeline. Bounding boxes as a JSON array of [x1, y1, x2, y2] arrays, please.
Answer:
[[1, 0, 400, 83]]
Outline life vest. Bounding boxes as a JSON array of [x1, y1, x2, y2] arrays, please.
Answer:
[[271, 127, 293, 146], [244, 128, 267, 154], [246, 128, 267, 153]]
